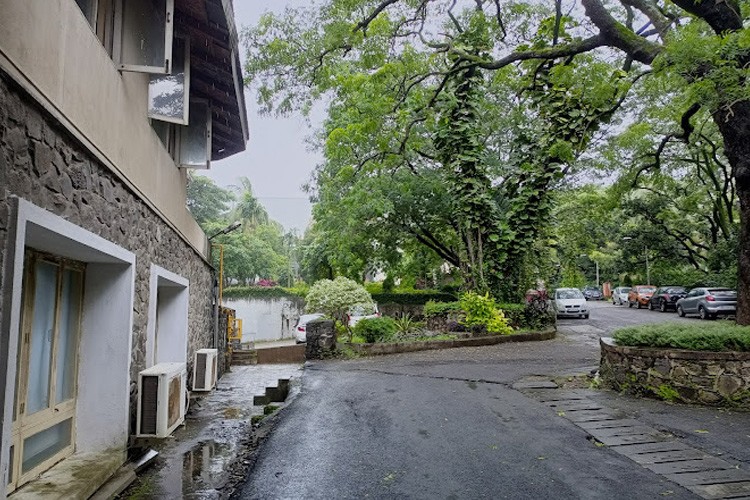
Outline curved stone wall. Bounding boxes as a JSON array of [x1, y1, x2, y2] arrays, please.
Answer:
[[599, 338, 750, 407]]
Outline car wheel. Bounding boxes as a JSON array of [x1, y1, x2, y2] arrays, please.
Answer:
[[677, 305, 685, 317], [628, 301, 633, 308], [660, 300, 667, 313], [584, 314, 589, 319], [636, 301, 642, 309], [698, 306, 710, 320], [648, 301, 654, 311]]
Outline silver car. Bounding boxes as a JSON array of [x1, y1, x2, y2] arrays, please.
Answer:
[[611, 286, 631, 306], [676, 288, 737, 320]]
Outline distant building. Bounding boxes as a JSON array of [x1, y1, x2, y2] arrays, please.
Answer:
[[0, 0, 248, 496]]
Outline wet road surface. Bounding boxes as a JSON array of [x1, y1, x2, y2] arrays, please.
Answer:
[[233, 302, 732, 499]]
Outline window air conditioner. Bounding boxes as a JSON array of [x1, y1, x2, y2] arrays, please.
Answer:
[[136, 362, 187, 438], [192, 348, 218, 392]]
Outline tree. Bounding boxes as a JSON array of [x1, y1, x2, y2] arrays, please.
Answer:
[[186, 173, 235, 229], [245, 1, 750, 322], [233, 177, 269, 229], [304, 277, 375, 337]]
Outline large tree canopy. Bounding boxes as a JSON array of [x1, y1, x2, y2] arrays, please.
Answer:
[[244, 0, 750, 321]]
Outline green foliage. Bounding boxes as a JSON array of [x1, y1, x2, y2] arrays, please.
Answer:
[[613, 323, 750, 352], [186, 174, 235, 229], [459, 292, 513, 335], [654, 385, 680, 403], [393, 314, 418, 335], [353, 317, 398, 343], [371, 292, 457, 306], [423, 301, 462, 318], [304, 277, 375, 329], [222, 286, 306, 300]]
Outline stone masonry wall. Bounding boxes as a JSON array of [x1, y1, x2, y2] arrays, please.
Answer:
[[599, 338, 750, 407], [0, 71, 216, 431]]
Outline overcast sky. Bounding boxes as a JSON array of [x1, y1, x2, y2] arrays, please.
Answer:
[[207, 0, 319, 233]]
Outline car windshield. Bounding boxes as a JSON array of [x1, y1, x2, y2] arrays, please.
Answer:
[[640, 287, 656, 293], [620, 288, 631, 293], [708, 289, 736, 296], [556, 290, 584, 299], [664, 287, 686, 293]]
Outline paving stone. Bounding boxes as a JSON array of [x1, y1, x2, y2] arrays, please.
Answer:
[[596, 433, 669, 446], [587, 425, 660, 439], [512, 381, 559, 390], [614, 441, 694, 455], [646, 457, 733, 475], [686, 481, 750, 499], [530, 390, 592, 402], [564, 410, 621, 422], [628, 449, 712, 465], [664, 469, 750, 487], [576, 418, 644, 430], [547, 401, 604, 411]]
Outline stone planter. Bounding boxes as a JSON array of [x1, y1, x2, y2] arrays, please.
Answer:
[[599, 337, 750, 407]]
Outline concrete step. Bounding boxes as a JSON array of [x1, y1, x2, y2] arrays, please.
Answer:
[[253, 378, 291, 406], [231, 350, 257, 366]]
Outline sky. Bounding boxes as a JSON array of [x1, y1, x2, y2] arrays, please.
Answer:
[[207, 1, 319, 233]]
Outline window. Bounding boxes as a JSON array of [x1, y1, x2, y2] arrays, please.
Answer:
[[8, 252, 85, 492], [114, 0, 175, 74], [149, 37, 190, 124], [180, 100, 212, 169], [73, 0, 116, 56]]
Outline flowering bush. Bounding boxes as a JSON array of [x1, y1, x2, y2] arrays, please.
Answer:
[[305, 277, 375, 334]]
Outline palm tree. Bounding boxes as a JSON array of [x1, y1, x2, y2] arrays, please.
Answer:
[[232, 177, 269, 229]]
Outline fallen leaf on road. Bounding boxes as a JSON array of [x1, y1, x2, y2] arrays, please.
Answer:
[[694, 429, 709, 434], [557, 411, 565, 417]]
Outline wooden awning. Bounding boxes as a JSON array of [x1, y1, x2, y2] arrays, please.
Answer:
[[175, 0, 248, 161]]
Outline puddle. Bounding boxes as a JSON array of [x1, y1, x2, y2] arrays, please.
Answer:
[[122, 440, 236, 499]]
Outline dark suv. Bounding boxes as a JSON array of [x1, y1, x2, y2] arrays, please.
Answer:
[[647, 286, 688, 312]]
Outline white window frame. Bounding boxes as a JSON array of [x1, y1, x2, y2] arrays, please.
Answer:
[[180, 99, 212, 170], [113, 0, 175, 74], [148, 36, 191, 125]]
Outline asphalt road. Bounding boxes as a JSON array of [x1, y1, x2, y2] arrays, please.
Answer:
[[233, 303, 726, 500]]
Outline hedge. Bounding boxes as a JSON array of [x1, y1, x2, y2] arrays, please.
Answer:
[[613, 323, 750, 352], [222, 286, 306, 300], [371, 292, 457, 305]]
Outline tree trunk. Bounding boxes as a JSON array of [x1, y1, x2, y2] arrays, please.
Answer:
[[713, 101, 750, 324]]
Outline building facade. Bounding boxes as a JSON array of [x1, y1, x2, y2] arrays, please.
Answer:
[[0, 0, 248, 496]]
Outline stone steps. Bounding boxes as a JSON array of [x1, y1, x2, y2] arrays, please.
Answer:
[[253, 379, 291, 406], [230, 350, 257, 366]]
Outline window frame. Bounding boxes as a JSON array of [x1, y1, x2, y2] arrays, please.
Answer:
[[8, 252, 85, 492], [148, 35, 191, 125], [113, 0, 175, 74], [179, 98, 212, 170]]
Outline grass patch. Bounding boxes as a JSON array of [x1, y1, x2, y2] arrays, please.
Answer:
[[613, 322, 750, 352]]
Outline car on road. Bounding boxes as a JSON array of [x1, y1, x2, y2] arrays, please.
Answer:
[[583, 286, 603, 300], [553, 288, 589, 319], [294, 313, 324, 343], [676, 288, 737, 320], [611, 286, 631, 306], [647, 286, 688, 312], [628, 285, 657, 308]]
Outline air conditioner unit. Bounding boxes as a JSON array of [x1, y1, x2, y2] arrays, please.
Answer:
[[192, 348, 218, 392], [136, 362, 187, 438]]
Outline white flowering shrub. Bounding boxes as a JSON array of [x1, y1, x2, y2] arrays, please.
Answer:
[[305, 277, 375, 331]]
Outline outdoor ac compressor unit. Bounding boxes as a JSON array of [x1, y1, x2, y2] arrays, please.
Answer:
[[192, 348, 218, 392], [136, 362, 187, 438]]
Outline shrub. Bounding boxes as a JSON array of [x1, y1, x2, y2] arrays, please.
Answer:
[[394, 314, 418, 335], [223, 286, 306, 299], [353, 317, 398, 343], [459, 292, 513, 335], [613, 323, 750, 352], [497, 303, 525, 329], [423, 301, 462, 317], [371, 292, 457, 306], [305, 277, 375, 333]]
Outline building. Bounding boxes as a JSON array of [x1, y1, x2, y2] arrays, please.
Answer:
[[0, 0, 248, 496]]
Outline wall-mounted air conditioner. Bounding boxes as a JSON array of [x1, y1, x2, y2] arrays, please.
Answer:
[[136, 362, 187, 438], [192, 348, 218, 392]]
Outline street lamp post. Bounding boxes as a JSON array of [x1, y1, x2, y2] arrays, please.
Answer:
[[208, 221, 243, 306]]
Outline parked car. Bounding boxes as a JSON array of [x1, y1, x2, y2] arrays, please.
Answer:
[[628, 285, 657, 308], [583, 286, 603, 301], [611, 286, 631, 306], [553, 288, 589, 319], [347, 304, 380, 328], [676, 288, 737, 320], [294, 313, 324, 343], [647, 286, 688, 312]]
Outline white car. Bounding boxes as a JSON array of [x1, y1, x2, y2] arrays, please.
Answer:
[[347, 304, 380, 328], [611, 286, 631, 306], [553, 288, 589, 319], [294, 313, 324, 343]]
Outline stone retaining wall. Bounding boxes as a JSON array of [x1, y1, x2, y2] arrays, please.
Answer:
[[599, 337, 750, 407]]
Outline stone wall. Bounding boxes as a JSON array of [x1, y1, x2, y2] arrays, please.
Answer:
[[599, 338, 750, 407], [0, 71, 216, 430]]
